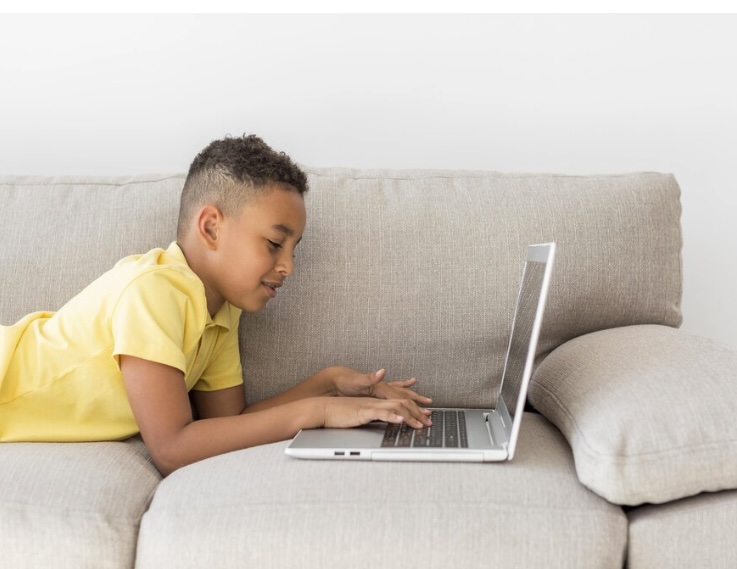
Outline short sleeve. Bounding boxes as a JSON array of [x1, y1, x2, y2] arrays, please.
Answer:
[[111, 270, 202, 374], [192, 310, 244, 392]]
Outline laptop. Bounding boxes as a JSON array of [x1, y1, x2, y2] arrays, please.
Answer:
[[286, 242, 556, 462]]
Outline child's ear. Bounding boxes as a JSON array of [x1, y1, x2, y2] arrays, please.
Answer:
[[197, 205, 223, 249]]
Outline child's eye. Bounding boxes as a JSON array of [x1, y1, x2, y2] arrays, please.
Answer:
[[267, 240, 282, 250]]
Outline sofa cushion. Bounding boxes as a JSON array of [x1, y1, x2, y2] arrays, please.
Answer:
[[0, 437, 160, 569], [240, 168, 683, 409], [529, 325, 737, 505], [628, 489, 737, 568], [0, 175, 182, 324], [135, 413, 626, 569]]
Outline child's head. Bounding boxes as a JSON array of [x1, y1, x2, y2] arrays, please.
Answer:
[[177, 135, 309, 315], [177, 134, 308, 240]]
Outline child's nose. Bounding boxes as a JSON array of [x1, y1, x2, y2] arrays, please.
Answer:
[[276, 251, 294, 276]]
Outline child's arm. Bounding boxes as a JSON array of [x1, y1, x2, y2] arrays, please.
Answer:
[[120, 355, 430, 476], [191, 366, 432, 419]]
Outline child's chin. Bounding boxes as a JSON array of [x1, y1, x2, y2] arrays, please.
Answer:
[[241, 299, 271, 313]]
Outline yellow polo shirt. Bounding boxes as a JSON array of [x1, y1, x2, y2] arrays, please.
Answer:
[[0, 242, 243, 442]]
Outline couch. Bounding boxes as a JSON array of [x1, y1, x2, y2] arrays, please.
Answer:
[[1, 168, 736, 568]]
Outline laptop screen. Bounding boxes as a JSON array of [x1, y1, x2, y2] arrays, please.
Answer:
[[499, 257, 548, 423]]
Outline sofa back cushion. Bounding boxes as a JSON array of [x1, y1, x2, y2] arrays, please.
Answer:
[[240, 168, 682, 407], [0, 170, 682, 408], [0, 175, 182, 323]]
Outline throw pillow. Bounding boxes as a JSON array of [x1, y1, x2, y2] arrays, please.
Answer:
[[529, 325, 737, 505]]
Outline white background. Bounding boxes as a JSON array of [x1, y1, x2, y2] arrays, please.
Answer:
[[0, 13, 735, 348]]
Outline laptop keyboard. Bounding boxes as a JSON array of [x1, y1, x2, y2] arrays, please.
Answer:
[[381, 410, 469, 448]]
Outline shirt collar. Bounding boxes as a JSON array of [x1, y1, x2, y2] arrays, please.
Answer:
[[168, 242, 241, 332], [209, 302, 240, 331], [166, 241, 189, 266]]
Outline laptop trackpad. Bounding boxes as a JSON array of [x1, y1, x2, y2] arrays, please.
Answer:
[[289, 423, 386, 450]]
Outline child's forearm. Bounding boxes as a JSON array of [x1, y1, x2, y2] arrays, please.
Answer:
[[242, 366, 340, 414], [149, 391, 431, 476], [155, 397, 326, 476], [123, 356, 431, 476]]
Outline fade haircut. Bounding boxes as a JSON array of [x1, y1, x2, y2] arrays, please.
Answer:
[[177, 134, 308, 239]]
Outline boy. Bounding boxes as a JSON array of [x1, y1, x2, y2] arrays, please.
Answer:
[[0, 135, 432, 476]]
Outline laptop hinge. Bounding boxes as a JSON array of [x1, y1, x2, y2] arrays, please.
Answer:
[[485, 411, 509, 449]]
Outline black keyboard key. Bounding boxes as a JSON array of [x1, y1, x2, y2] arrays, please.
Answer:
[[381, 422, 401, 447], [445, 410, 459, 447], [458, 411, 468, 448], [413, 428, 429, 447], [397, 423, 414, 447], [429, 410, 444, 447]]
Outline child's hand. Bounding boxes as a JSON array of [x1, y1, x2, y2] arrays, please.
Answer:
[[330, 367, 433, 407], [320, 396, 432, 429]]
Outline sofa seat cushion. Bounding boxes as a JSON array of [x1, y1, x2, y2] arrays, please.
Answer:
[[136, 413, 626, 569], [0, 437, 160, 569], [529, 325, 737, 506], [628, 489, 737, 568]]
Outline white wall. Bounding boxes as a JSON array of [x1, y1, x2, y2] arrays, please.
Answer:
[[1, 14, 735, 348]]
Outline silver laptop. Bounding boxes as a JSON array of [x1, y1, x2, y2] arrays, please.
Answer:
[[286, 242, 556, 462]]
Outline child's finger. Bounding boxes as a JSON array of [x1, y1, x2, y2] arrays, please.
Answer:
[[389, 382, 433, 405], [388, 378, 416, 387], [390, 399, 432, 428], [370, 369, 386, 384], [397, 388, 432, 404], [356, 398, 432, 428]]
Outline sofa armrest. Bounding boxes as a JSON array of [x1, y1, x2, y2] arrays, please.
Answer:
[[529, 325, 737, 506]]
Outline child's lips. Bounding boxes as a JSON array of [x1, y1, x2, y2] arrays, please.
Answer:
[[262, 281, 282, 299]]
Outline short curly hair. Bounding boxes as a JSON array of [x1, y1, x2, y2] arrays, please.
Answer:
[[177, 134, 308, 239]]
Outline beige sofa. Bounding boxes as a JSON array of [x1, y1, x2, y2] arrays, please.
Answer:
[[1, 169, 736, 568]]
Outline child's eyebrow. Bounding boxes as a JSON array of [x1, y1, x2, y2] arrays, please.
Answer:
[[272, 224, 293, 236], [272, 224, 302, 244]]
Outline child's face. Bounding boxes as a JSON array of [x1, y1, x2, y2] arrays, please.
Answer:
[[208, 185, 306, 314]]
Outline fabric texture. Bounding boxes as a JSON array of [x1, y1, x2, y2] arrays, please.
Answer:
[[241, 168, 683, 409], [0, 175, 185, 323], [136, 413, 627, 569], [0, 437, 161, 569], [529, 325, 737, 505], [0, 242, 242, 442], [628, 489, 737, 568]]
